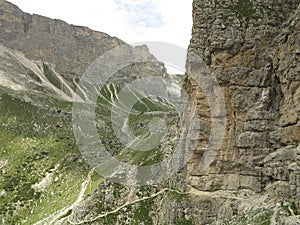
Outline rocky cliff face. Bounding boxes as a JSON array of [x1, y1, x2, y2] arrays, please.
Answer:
[[1, 0, 299, 224], [183, 0, 300, 222], [0, 0, 125, 77], [68, 1, 300, 223], [0, 0, 166, 104], [0, 1, 182, 224]]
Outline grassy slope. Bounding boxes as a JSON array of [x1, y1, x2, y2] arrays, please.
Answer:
[[0, 91, 103, 224], [0, 79, 180, 224]]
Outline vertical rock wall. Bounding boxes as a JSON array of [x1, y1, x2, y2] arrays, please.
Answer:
[[184, 0, 300, 198], [0, 0, 124, 77]]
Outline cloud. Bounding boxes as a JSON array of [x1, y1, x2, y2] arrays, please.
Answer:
[[114, 0, 163, 28], [9, 0, 193, 49]]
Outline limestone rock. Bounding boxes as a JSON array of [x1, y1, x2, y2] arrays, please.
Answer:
[[183, 0, 300, 222], [0, 0, 124, 77]]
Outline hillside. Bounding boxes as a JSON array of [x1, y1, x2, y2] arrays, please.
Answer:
[[0, 0, 299, 224]]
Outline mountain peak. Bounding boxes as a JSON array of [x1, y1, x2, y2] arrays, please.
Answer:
[[0, 0, 127, 77]]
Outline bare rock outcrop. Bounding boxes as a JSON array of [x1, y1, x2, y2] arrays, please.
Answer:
[[0, 0, 124, 77], [184, 0, 300, 209]]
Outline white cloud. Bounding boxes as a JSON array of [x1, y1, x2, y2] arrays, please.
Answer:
[[114, 0, 163, 28], [9, 0, 192, 73], [9, 0, 192, 47]]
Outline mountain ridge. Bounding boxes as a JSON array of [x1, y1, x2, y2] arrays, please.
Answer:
[[0, 0, 125, 77], [0, 0, 299, 224]]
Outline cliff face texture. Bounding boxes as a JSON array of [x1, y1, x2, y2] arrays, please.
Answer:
[[0, 0, 165, 103], [1, 0, 300, 224], [0, 0, 125, 77], [0, 1, 178, 225], [69, 1, 300, 224], [184, 0, 300, 220]]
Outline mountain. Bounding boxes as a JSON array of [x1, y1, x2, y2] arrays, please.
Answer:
[[0, 0, 124, 77], [0, 1, 183, 224], [0, 0, 299, 224], [182, 0, 300, 224]]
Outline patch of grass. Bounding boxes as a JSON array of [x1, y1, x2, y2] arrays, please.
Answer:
[[95, 82, 179, 166], [84, 173, 104, 195], [0, 90, 93, 224], [132, 198, 153, 225], [42, 63, 72, 97], [167, 190, 188, 202], [25, 67, 42, 83], [0, 73, 181, 224], [290, 203, 300, 215], [229, 0, 257, 22], [283, 203, 300, 216], [176, 219, 195, 225], [43, 63, 62, 90], [216, 0, 263, 27], [254, 211, 273, 225]]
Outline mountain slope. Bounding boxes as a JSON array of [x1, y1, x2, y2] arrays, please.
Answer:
[[0, 1, 184, 224], [0, 0, 299, 224], [0, 0, 124, 77]]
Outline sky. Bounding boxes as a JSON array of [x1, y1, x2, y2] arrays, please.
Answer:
[[9, 0, 193, 49]]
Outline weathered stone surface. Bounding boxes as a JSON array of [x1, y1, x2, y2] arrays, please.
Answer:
[[1, 0, 299, 224], [0, 0, 125, 78], [183, 0, 300, 220]]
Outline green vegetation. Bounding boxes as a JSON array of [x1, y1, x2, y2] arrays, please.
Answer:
[[132, 198, 154, 225], [83, 186, 193, 225], [290, 203, 300, 215], [168, 190, 188, 201], [0, 74, 180, 224], [25, 67, 42, 83], [283, 202, 300, 216], [228, 0, 257, 22], [43, 63, 62, 90], [253, 211, 273, 225], [84, 172, 104, 195], [95, 83, 179, 166], [214, 209, 273, 225], [0, 92, 96, 224], [215, 0, 265, 27], [176, 219, 195, 225], [42, 63, 73, 97]]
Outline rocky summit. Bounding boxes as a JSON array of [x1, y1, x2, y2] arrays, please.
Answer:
[[0, 0, 299, 224]]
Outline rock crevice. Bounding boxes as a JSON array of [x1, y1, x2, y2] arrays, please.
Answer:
[[184, 0, 300, 206]]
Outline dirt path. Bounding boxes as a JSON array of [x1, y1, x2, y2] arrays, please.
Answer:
[[66, 185, 258, 225], [33, 168, 94, 225], [67, 188, 185, 225]]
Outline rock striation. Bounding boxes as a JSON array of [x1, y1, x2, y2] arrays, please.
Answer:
[[0, 0, 125, 77], [184, 0, 300, 215], [0, 0, 299, 224], [0, 0, 167, 105]]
